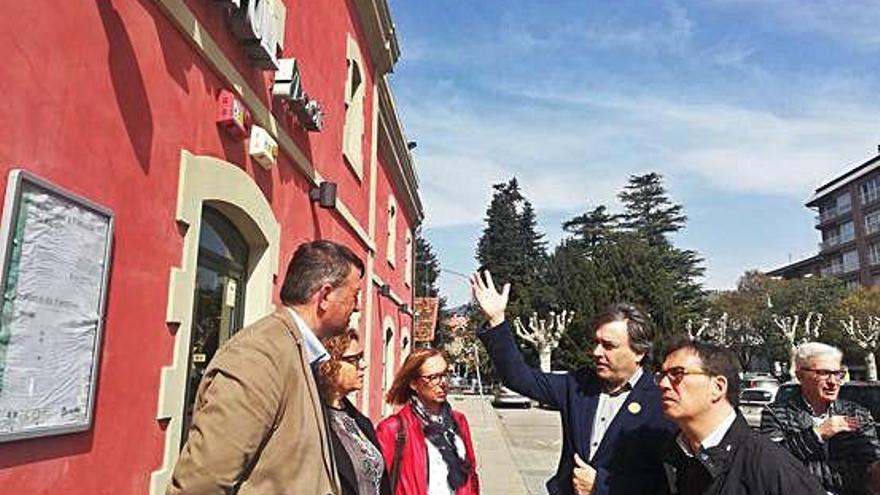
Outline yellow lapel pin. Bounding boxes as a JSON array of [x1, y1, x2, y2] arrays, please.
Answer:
[[628, 402, 642, 414]]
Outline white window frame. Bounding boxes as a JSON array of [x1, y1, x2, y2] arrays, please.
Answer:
[[342, 34, 366, 179]]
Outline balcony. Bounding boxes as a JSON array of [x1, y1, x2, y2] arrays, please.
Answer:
[[822, 262, 860, 276], [819, 231, 855, 251], [815, 202, 852, 225], [870, 251, 880, 266]]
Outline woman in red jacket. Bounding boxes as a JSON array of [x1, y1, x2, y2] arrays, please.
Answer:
[[375, 348, 480, 495]]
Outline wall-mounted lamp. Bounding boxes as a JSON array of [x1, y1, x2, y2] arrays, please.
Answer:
[[308, 181, 337, 209], [378, 284, 391, 297]]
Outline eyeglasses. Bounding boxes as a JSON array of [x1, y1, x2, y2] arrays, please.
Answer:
[[419, 371, 451, 386], [801, 368, 845, 380], [338, 352, 364, 366], [654, 366, 712, 386]]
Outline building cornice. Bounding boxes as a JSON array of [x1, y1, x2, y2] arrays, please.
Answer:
[[377, 76, 423, 224], [353, 0, 400, 76], [806, 154, 880, 207]]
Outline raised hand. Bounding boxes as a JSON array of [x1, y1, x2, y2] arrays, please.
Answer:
[[815, 415, 861, 440], [469, 270, 510, 327]]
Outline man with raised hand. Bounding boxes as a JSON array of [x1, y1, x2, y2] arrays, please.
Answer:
[[471, 270, 674, 495]]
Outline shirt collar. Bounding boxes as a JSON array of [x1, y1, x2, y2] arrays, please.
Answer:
[[605, 367, 644, 396], [798, 393, 835, 418], [676, 409, 737, 456], [287, 307, 328, 364]]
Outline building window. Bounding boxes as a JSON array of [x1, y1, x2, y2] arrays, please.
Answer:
[[840, 221, 855, 243], [386, 196, 397, 267], [381, 316, 396, 416], [404, 230, 413, 287], [867, 210, 880, 235], [862, 176, 880, 205], [822, 249, 860, 275], [342, 34, 366, 178], [869, 242, 880, 266]]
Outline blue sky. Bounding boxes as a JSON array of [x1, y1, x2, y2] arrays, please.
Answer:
[[387, 0, 880, 305]]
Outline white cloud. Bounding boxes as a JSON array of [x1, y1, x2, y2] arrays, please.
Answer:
[[576, 0, 694, 53], [709, 0, 880, 51], [492, 85, 880, 197]]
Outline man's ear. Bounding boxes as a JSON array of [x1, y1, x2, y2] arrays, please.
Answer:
[[315, 284, 333, 312], [712, 375, 728, 403]]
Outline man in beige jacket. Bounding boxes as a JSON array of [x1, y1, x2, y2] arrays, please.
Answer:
[[168, 240, 364, 495]]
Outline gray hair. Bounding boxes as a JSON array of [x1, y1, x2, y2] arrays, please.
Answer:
[[794, 342, 843, 369]]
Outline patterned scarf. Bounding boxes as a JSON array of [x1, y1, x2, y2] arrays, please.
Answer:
[[409, 397, 471, 491]]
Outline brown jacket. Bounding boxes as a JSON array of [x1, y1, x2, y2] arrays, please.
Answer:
[[168, 309, 339, 495]]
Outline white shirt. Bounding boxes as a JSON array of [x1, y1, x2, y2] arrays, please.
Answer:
[[675, 409, 737, 457], [287, 308, 328, 364], [426, 433, 466, 495], [588, 367, 644, 460]]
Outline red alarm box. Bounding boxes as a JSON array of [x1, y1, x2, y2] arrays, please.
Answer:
[[217, 89, 249, 140]]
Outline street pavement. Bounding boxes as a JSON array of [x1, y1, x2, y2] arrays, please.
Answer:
[[449, 394, 562, 495]]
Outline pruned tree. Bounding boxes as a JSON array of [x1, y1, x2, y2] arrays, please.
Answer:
[[687, 313, 765, 369], [835, 288, 880, 381], [839, 316, 880, 380], [513, 310, 574, 372], [773, 312, 824, 376]]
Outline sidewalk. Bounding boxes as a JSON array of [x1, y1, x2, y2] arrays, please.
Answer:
[[448, 394, 529, 495]]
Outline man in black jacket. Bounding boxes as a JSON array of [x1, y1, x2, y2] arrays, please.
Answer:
[[658, 340, 826, 495], [761, 342, 880, 495]]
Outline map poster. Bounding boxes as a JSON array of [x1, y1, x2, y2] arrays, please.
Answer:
[[0, 170, 114, 443], [413, 297, 439, 343]]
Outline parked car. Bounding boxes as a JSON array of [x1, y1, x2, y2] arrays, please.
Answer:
[[739, 387, 778, 428], [744, 376, 780, 393], [766, 381, 880, 423], [770, 382, 800, 407], [839, 381, 880, 422], [492, 385, 532, 408]]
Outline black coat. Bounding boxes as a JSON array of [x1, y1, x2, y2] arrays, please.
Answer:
[[479, 321, 676, 495], [664, 413, 827, 495], [328, 398, 392, 495], [761, 392, 880, 495]]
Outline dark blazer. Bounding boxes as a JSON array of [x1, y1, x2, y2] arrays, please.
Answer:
[[328, 398, 392, 495], [479, 321, 676, 495], [664, 413, 827, 495]]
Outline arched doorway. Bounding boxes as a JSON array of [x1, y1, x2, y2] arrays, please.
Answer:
[[180, 206, 249, 447]]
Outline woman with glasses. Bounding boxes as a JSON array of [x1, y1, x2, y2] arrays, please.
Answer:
[[317, 329, 391, 495], [375, 348, 480, 495]]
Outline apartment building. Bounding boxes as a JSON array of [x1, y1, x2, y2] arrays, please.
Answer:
[[770, 151, 880, 287]]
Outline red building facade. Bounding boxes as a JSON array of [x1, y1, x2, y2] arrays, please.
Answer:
[[0, 0, 421, 493]]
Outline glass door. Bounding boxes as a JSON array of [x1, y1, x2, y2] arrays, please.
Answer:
[[180, 206, 248, 448]]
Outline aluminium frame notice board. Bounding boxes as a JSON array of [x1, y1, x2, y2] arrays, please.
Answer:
[[0, 170, 114, 443]]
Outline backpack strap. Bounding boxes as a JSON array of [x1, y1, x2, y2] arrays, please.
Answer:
[[390, 414, 407, 493]]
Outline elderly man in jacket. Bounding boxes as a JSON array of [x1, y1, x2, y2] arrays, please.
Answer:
[[471, 271, 675, 495], [761, 342, 880, 495], [659, 339, 826, 495], [168, 240, 364, 495]]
